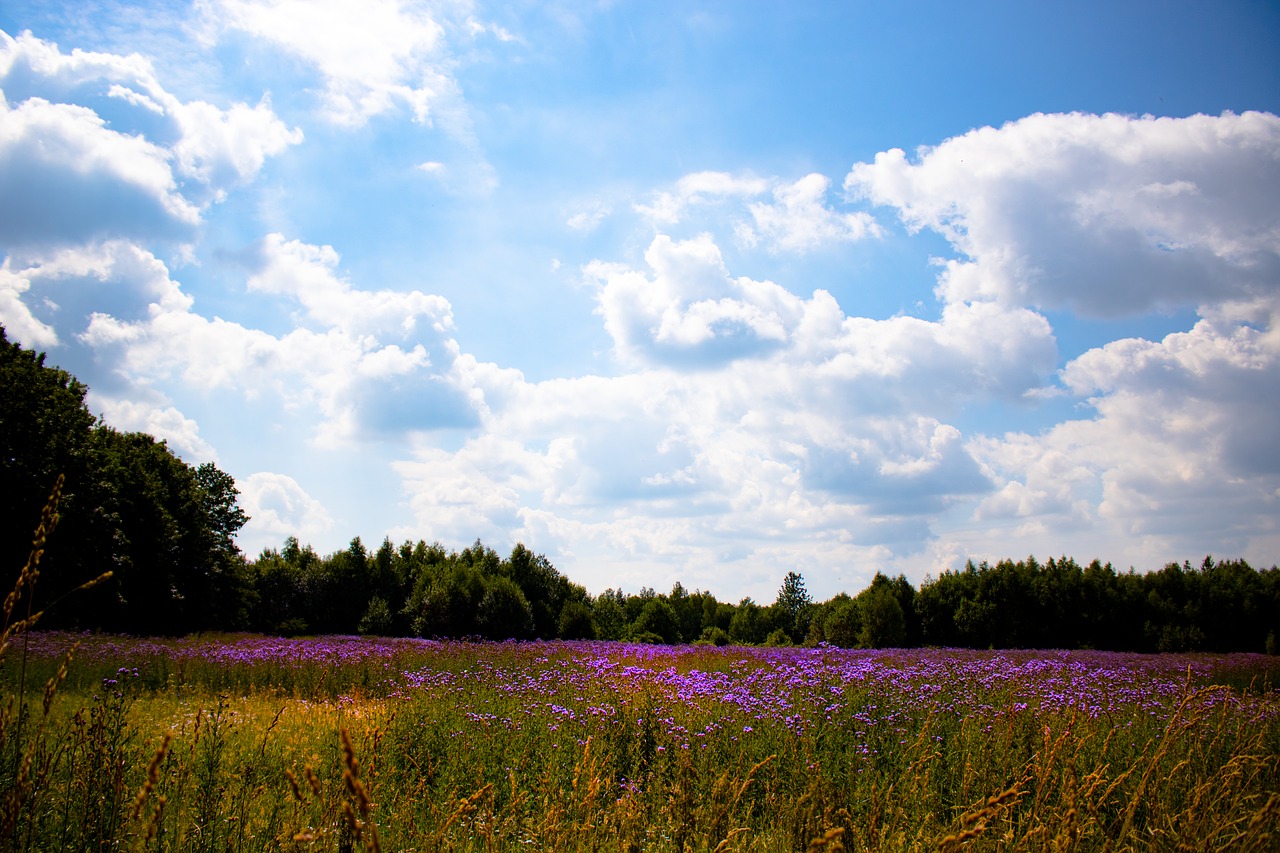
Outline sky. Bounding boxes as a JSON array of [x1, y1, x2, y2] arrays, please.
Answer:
[[1, 1, 1278, 603]]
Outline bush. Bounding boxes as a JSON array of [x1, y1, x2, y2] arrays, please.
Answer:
[[698, 626, 731, 646], [764, 628, 792, 647]]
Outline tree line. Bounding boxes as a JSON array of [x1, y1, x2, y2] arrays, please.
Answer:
[[4, 326, 1279, 651]]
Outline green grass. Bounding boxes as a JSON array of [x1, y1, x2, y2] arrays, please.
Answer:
[[2, 633, 1279, 851]]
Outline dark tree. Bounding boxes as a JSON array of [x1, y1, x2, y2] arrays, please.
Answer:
[[557, 600, 597, 639], [0, 326, 96, 578]]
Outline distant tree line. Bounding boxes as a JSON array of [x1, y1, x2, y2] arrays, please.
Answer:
[[5, 326, 1280, 651]]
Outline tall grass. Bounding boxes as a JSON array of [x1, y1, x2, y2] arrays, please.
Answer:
[[2, 631, 1277, 851]]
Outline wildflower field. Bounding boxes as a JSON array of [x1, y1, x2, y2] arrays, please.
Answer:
[[2, 633, 1279, 852]]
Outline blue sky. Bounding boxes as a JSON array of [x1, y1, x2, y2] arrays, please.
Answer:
[[2, 1, 1278, 602]]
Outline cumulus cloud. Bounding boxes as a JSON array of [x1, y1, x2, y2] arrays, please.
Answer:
[[737, 173, 881, 252], [395, 345, 1008, 596], [587, 233, 806, 366], [247, 233, 455, 340], [0, 94, 201, 248], [170, 96, 302, 202], [207, 0, 451, 126], [7, 237, 480, 451], [91, 397, 218, 460], [845, 111, 1280, 315], [587, 231, 1057, 390], [0, 29, 301, 250], [0, 260, 58, 346], [965, 297, 1280, 569], [827, 111, 1280, 573], [237, 471, 334, 554]]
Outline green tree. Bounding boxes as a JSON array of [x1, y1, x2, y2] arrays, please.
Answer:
[[2, 330, 253, 634], [728, 598, 766, 645], [857, 582, 906, 648], [822, 595, 860, 648], [775, 571, 813, 642], [591, 589, 629, 640], [477, 576, 534, 640], [409, 563, 484, 638], [506, 543, 573, 638], [557, 600, 597, 640], [358, 596, 394, 636], [194, 463, 249, 556], [632, 599, 682, 644]]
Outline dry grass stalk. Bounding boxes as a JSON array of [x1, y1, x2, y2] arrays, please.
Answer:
[[132, 732, 173, 820], [806, 826, 846, 852], [1, 475, 62, 653], [341, 726, 382, 853], [937, 780, 1026, 852]]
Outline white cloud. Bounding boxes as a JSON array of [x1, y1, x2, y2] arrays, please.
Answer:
[[738, 173, 882, 252], [0, 95, 201, 247], [394, 344, 1007, 597], [91, 397, 218, 460], [634, 170, 880, 254], [238, 471, 334, 555], [587, 233, 806, 366], [170, 96, 302, 202], [0, 30, 301, 249], [247, 233, 454, 340], [845, 111, 1280, 315], [965, 298, 1280, 569], [587, 231, 1057, 391], [566, 201, 611, 232], [634, 170, 770, 225], [0, 261, 58, 346], [207, 0, 450, 126], [9, 238, 479, 449]]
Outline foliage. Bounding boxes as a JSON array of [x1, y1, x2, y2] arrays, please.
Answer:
[[774, 570, 812, 642], [0, 327, 249, 635]]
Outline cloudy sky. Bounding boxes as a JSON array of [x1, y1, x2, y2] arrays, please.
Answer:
[[2, 1, 1278, 602]]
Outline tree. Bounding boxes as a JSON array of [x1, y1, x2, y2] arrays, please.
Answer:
[[1, 330, 254, 634], [506, 543, 572, 637], [822, 596, 860, 648], [857, 584, 905, 648], [632, 599, 682, 644], [358, 596, 393, 636], [557, 600, 597, 640], [477, 576, 534, 640], [591, 589, 629, 640], [409, 564, 484, 638], [0, 326, 96, 579], [728, 598, 766, 645], [775, 571, 813, 642], [194, 463, 249, 556]]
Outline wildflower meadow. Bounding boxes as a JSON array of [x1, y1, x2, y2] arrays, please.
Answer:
[[3, 631, 1278, 851]]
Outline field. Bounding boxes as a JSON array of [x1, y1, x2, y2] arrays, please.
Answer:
[[2, 633, 1279, 852]]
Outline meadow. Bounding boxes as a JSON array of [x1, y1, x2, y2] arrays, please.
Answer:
[[1, 632, 1278, 852]]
